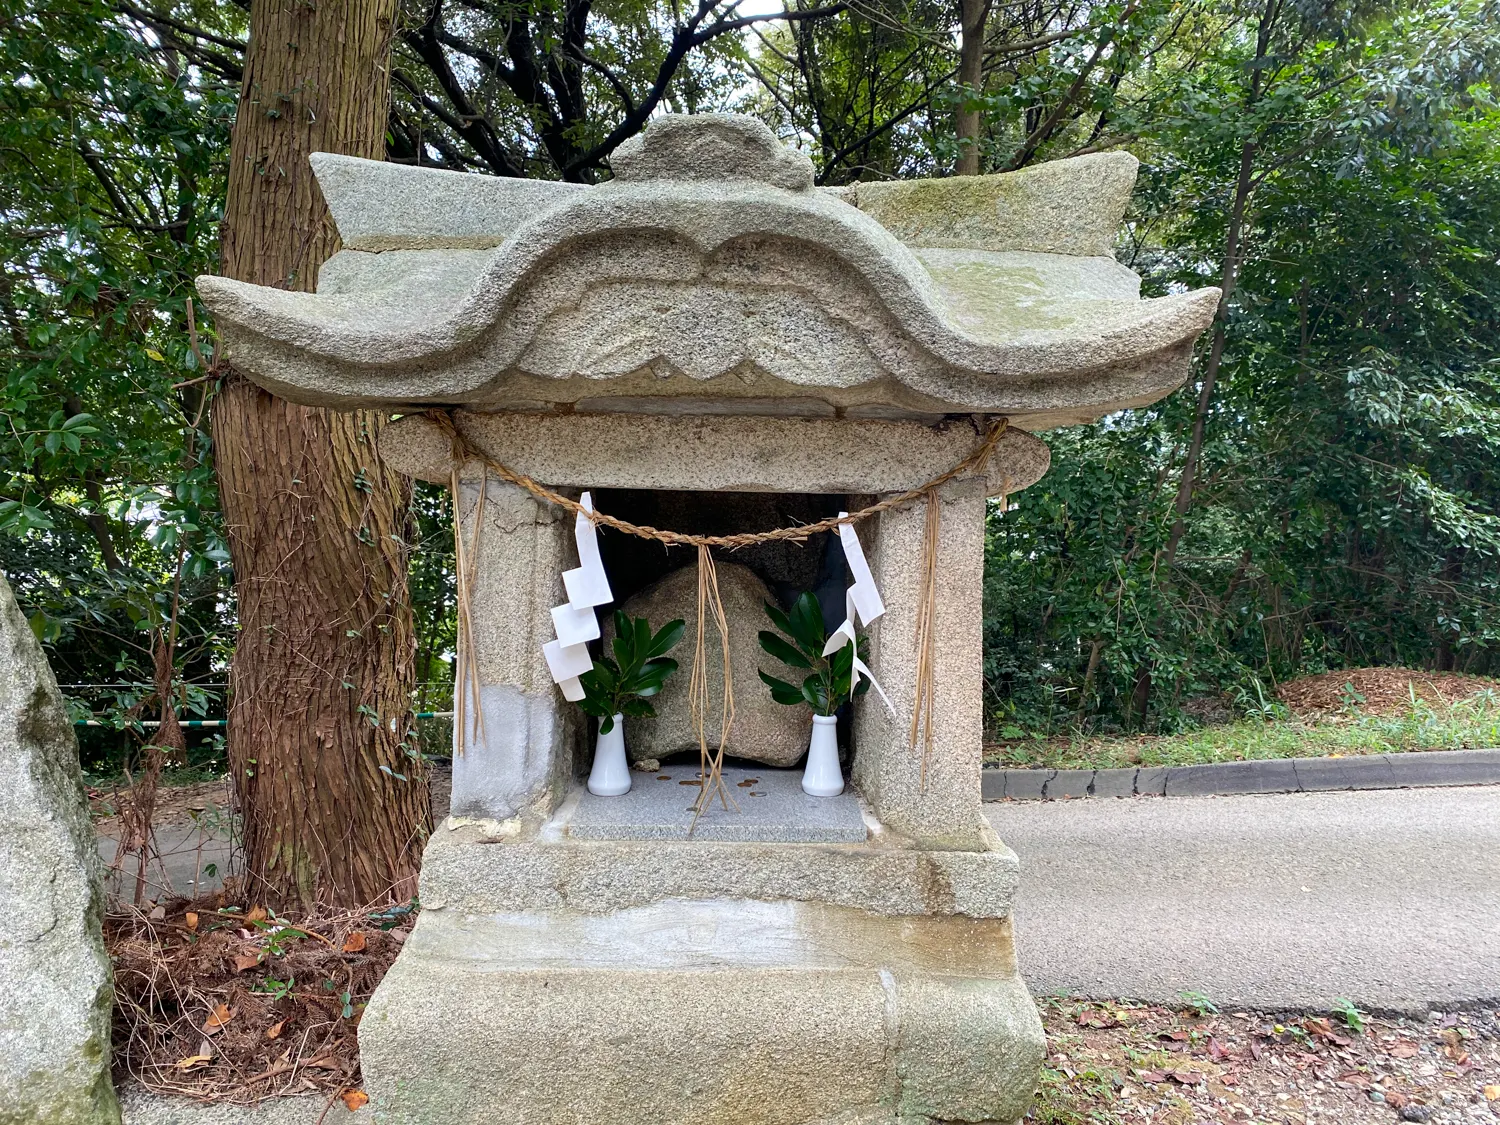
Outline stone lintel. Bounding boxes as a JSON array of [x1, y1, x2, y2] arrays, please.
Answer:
[[384, 409, 1049, 498]]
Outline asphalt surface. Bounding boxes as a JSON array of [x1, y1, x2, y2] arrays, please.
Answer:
[[987, 785, 1500, 1014]]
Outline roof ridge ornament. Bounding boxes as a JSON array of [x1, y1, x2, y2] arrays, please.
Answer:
[[609, 113, 815, 192]]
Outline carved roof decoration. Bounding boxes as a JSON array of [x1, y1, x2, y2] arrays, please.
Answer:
[[197, 114, 1218, 428]]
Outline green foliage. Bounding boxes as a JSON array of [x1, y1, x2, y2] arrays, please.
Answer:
[[1332, 998, 1367, 1033], [1177, 990, 1219, 1018], [981, 0, 1500, 734], [577, 612, 685, 734], [757, 592, 871, 717], [0, 1, 245, 770]]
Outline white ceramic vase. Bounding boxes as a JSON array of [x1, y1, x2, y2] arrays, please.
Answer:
[[801, 714, 843, 797], [587, 714, 631, 796]]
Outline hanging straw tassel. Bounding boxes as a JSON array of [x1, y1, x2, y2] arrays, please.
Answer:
[[450, 462, 488, 756], [908, 488, 941, 789], [689, 545, 738, 829]]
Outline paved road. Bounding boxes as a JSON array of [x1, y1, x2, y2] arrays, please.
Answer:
[[987, 785, 1500, 1014], [96, 820, 233, 900]]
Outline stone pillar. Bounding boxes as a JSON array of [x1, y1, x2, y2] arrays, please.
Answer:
[[0, 570, 120, 1125], [449, 477, 578, 823], [852, 478, 987, 849]]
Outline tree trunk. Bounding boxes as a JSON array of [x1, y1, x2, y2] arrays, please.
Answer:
[[955, 0, 988, 175], [213, 0, 429, 909]]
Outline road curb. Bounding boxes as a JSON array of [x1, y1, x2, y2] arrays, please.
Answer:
[[982, 747, 1500, 801]]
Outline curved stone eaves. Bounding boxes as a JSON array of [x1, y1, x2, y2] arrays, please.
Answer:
[[200, 182, 1217, 425]]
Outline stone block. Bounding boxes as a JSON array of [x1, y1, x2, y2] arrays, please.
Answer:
[[1166, 758, 1300, 796], [0, 570, 120, 1125], [1086, 768, 1141, 799], [418, 828, 1020, 920], [1044, 770, 1096, 799], [851, 151, 1140, 257], [359, 902, 1042, 1125], [198, 116, 1218, 427], [1386, 748, 1500, 788], [382, 408, 1051, 498], [1132, 766, 1169, 796]]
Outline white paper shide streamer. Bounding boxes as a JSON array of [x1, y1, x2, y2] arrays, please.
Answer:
[[822, 515, 894, 714], [542, 492, 612, 702]]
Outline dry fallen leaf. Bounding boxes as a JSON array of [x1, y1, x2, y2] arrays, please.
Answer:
[[175, 1054, 213, 1070], [184, 912, 199, 932], [201, 1003, 234, 1035], [265, 1020, 285, 1041], [342, 931, 367, 953], [1303, 1017, 1352, 1047], [233, 952, 261, 973], [246, 904, 268, 924], [342, 1090, 370, 1111], [1387, 1040, 1419, 1059], [1483, 1085, 1500, 1101]]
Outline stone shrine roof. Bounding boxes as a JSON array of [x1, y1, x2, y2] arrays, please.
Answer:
[[198, 114, 1218, 428]]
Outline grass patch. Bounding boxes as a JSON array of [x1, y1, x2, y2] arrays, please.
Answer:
[[988, 692, 1500, 771]]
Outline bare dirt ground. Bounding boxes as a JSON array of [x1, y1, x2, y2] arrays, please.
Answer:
[[1033, 997, 1500, 1124], [1277, 668, 1500, 718]]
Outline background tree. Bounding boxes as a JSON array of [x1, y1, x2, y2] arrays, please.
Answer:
[[387, 0, 843, 180], [212, 0, 431, 908], [984, 0, 1500, 729]]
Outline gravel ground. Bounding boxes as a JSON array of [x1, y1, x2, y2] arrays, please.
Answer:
[[1032, 999, 1500, 1124]]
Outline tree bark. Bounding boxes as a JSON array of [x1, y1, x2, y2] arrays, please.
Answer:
[[213, 0, 429, 909], [955, 0, 988, 175]]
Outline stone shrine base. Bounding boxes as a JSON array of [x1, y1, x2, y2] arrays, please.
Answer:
[[358, 820, 1044, 1125]]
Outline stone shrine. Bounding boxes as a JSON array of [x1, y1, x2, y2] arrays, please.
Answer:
[[200, 114, 1217, 1125]]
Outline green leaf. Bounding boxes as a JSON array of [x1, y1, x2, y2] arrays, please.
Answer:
[[579, 614, 681, 719], [646, 618, 685, 660], [758, 629, 813, 668], [801, 674, 830, 715], [788, 592, 826, 655], [758, 670, 806, 706], [764, 602, 794, 637]]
